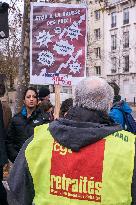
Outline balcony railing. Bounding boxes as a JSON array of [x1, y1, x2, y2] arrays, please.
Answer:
[[106, 0, 129, 7]]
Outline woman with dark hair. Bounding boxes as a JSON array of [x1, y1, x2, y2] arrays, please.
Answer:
[[6, 87, 48, 163]]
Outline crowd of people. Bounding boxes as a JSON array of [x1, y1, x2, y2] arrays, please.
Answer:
[[0, 76, 136, 205]]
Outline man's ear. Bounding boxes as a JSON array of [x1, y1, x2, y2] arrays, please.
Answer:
[[108, 101, 113, 110]]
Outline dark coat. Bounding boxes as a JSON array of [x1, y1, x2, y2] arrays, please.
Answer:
[[0, 101, 8, 166], [6, 107, 50, 163]]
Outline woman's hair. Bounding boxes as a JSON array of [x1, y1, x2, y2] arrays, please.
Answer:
[[23, 87, 38, 100], [59, 98, 73, 117]]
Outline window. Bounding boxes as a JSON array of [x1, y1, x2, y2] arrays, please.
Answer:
[[123, 55, 129, 72], [94, 10, 100, 20], [95, 66, 101, 75], [111, 12, 116, 28], [123, 8, 129, 24], [94, 28, 100, 40], [111, 57, 117, 73], [111, 34, 117, 50], [94, 47, 101, 58], [123, 31, 129, 48]]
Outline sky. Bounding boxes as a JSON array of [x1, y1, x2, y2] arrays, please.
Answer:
[[1, 0, 23, 3]]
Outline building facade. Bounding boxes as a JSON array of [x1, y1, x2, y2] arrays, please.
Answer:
[[87, 0, 105, 77], [104, 0, 136, 101]]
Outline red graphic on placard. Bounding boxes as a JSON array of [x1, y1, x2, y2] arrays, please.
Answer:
[[50, 140, 105, 202]]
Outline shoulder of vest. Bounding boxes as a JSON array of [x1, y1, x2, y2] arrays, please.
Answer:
[[111, 130, 136, 142], [35, 123, 49, 131], [118, 130, 136, 137], [33, 123, 51, 140]]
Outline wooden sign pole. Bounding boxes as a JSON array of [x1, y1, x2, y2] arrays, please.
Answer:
[[54, 84, 61, 119]]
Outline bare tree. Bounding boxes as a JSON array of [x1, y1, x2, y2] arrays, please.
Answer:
[[14, 0, 30, 113], [0, 1, 22, 89]]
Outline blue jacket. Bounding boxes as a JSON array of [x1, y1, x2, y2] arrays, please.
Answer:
[[109, 101, 132, 129]]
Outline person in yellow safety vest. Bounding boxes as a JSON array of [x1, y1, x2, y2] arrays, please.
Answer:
[[8, 76, 136, 205]]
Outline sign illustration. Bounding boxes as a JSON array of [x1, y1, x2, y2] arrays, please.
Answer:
[[30, 3, 87, 85]]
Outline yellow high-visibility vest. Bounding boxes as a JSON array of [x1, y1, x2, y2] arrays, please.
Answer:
[[25, 124, 135, 205]]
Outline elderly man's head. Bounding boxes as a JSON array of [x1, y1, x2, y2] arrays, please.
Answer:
[[74, 76, 114, 112]]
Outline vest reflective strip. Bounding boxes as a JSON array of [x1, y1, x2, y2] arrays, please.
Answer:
[[25, 124, 135, 205]]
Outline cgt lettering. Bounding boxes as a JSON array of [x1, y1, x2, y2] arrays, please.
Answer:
[[53, 141, 72, 156]]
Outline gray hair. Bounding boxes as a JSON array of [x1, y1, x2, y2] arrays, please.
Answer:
[[74, 76, 114, 111]]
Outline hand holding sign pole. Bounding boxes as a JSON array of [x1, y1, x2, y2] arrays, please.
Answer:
[[54, 84, 61, 119]]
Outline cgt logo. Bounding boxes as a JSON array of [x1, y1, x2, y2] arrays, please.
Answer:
[[53, 141, 72, 156]]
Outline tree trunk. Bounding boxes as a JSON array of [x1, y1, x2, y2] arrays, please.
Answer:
[[14, 0, 31, 113], [9, 74, 13, 89]]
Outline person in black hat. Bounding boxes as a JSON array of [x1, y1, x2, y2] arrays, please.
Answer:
[[38, 87, 50, 104], [38, 87, 53, 121]]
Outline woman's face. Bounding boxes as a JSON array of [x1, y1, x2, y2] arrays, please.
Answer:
[[24, 90, 38, 109]]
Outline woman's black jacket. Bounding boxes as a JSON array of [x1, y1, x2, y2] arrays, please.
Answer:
[[6, 108, 50, 163]]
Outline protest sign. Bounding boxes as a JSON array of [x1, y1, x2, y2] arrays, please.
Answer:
[[30, 3, 87, 86]]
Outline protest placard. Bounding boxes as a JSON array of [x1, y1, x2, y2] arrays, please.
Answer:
[[30, 2, 87, 86]]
